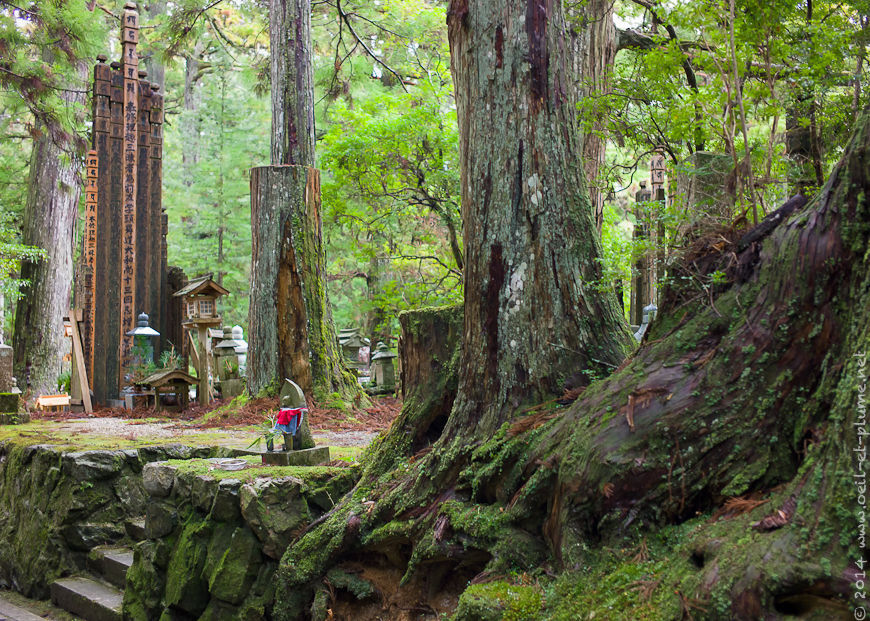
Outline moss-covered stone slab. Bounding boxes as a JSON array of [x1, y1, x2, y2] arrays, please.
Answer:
[[210, 479, 242, 522], [145, 501, 178, 539], [0, 411, 27, 425], [207, 527, 261, 605], [240, 477, 310, 560], [50, 577, 123, 621], [164, 520, 213, 616], [260, 446, 329, 466], [0, 393, 19, 415], [143, 462, 176, 497]]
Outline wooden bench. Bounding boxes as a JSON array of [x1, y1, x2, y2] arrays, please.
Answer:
[[35, 394, 71, 412]]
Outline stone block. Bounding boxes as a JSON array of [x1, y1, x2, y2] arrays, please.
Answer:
[[61, 522, 125, 551], [62, 450, 126, 481], [50, 577, 123, 621], [210, 479, 241, 522], [146, 501, 178, 539], [0, 411, 28, 424], [191, 475, 218, 513], [164, 521, 213, 616], [260, 446, 330, 467], [240, 477, 310, 559], [207, 527, 261, 605], [143, 462, 176, 497]]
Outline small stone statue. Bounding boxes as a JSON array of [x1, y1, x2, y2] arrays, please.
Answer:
[[270, 379, 314, 451]]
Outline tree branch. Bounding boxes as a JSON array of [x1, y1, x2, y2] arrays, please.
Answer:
[[336, 0, 408, 93]]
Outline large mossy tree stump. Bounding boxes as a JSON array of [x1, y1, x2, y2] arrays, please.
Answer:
[[248, 165, 361, 405]]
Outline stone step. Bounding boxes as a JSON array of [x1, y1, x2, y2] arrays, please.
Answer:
[[50, 577, 123, 621], [88, 547, 133, 589], [125, 516, 147, 541], [0, 594, 46, 621]]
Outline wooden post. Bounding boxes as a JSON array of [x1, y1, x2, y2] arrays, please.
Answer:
[[83, 151, 98, 386], [196, 325, 209, 404], [69, 310, 93, 414], [631, 182, 652, 326], [650, 151, 667, 306], [119, 2, 139, 380], [655, 187, 666, 306]]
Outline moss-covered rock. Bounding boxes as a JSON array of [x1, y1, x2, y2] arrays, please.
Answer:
[[207, 527, 261, 605], [210, 478, 242, 522], [240, 477, 310, 559], [164, 519, 214, 616], [123, 540, 166, 621], [453, 582, 543, 621]]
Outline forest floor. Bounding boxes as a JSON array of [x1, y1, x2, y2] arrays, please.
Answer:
[[2, 395, 402, 451]]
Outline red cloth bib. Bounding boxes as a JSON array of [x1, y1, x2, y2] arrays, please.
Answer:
[[277, 407, 305, 425]]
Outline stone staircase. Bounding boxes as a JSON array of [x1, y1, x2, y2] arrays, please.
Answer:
[[49, 527, 140, 621]]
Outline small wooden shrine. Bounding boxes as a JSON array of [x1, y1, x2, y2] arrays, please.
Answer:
[[135, 368, 199, 412], [74, 3, 185, 406], [174, 276, 229, 404]]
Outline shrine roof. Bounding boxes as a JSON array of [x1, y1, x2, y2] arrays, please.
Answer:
[[137, 368, 199, 387], [172, 276, 229, 298]]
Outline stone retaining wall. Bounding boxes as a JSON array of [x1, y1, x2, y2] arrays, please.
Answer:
[[124, 460, 359, 621], [0, 442, 221, 598]]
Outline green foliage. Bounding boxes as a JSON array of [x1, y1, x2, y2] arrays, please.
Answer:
[[319, 84, 463, 337], [163, 42, 268, 326]]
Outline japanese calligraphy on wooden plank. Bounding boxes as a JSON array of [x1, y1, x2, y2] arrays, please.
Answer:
[[84, 150, 98, 387], [119, 1, 139, 375]]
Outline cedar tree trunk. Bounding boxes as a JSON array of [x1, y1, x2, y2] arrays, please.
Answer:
[[568, 0, 616, 230], [443, 0, 632, 438], [270, 0, 315, 167], [248, 166, 359, 402], [13, 64, 87, 397], [270, 0, 870, 613], [274, 104, 870, 619], [248, 0, 361, 403]]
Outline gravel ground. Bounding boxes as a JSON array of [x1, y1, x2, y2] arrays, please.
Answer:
[[49, 417, 377, 448]]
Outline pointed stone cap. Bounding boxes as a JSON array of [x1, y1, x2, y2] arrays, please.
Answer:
[[279, 379, 307, 409], [371, 342, 397, 361]]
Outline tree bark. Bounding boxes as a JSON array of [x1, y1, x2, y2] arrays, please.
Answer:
[[269, 0, 870, 613], [270, 0, 315, 166], [276, 105, 870, 619], [248, 166, 360, 403], [444, 0, 632, 438], [13, 62, 87, 396], [567, 0, 617, 231]]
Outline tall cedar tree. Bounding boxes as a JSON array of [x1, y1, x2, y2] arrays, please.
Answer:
[[247, 0, 361, 403]]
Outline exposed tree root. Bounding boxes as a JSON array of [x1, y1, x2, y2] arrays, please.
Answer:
[[273, 110, 870, 620]]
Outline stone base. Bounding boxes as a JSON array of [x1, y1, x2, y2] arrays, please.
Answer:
[[219, 378, 244, 400], [0, 392, 18, 413], [260, 446, 330, 467], [0, 411, 28, 425]]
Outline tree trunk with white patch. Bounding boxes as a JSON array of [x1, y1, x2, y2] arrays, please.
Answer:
[[444, 0, 632, 438]]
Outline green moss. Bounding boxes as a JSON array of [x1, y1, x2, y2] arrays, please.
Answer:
[[167, 456, 360, 484], [454, 581, 543, 621], [164, 517, 214, 616]]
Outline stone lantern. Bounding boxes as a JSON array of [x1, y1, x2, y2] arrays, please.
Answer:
[[231, 325, 247, 376], [126, 312, 160, 366], [214, 326, 245, 399], [370, 342, 397, 392]]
